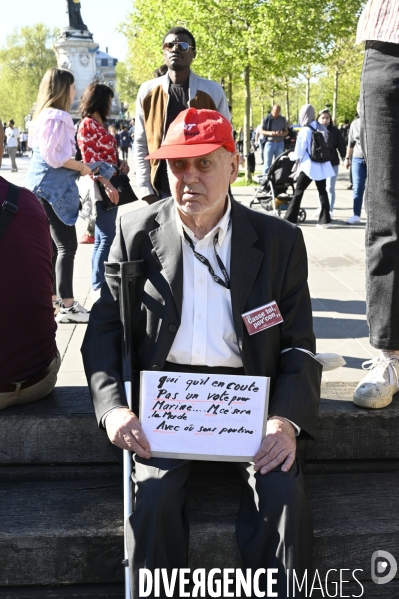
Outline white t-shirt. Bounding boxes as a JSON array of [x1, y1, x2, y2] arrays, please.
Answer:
[[5, 127, 20, 148]]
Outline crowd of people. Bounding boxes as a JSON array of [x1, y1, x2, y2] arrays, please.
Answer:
[[1, 102, 363, 232], [1, 116, 134, 169], [1, 0, 398, 595], [252, 103, 364, 226], [105, 119, 135, 160]]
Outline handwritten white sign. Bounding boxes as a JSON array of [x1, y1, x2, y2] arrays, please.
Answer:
[[140, 371, 269, 461]]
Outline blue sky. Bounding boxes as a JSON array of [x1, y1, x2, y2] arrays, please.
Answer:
[[0, 0, 133, 61]]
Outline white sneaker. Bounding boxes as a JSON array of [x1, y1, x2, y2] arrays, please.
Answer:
[[316, 223, 332, 229], [56, 301, 90, 323], [353, 353, 399, 409], [91, 287, 101, 302], [345, 214, 361, 224]]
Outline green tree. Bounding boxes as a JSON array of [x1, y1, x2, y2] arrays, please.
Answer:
[[0, 24, 58, 128], [116, 61, 140, 116], [122, 0, 365, 180], [320, 35, 364, 122]]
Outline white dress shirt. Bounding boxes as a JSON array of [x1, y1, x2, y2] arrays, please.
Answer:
[[167, 198, 242, 368]]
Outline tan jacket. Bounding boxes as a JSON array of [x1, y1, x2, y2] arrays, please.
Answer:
[[134, 71, 230, 198]]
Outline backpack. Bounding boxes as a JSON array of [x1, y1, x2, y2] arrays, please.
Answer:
[[307, 124, 331, 163]]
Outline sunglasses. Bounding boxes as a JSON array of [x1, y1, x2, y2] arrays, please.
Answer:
[[162, 41, 194, 53]]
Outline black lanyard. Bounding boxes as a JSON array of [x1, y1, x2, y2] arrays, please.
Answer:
[[182, 228, 230, 289]]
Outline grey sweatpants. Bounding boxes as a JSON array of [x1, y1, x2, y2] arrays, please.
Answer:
[[8, 146, 17, 170]]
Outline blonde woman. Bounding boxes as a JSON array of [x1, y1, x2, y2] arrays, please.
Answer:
[[26, 68, 113, 323]]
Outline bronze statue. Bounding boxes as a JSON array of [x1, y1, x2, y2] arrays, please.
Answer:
[[66, 0, 88, 30]]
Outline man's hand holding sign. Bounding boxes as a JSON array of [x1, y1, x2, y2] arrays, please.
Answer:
[[105, 408, 151, 458], [105, 408, 296, 473], [105, 370, 296, 473], [82, 106, 321, 598]]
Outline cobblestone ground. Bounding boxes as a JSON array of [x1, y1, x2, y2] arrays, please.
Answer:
[[1, 149, 374, 387]]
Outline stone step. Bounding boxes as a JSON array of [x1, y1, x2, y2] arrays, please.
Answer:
[[1, 581, 399, 599], [0, 585, 124, 598], [308, 382, 399, 460], [2, 459, 399, 485], [187, 467, 399, 579], [0, 477, 123, 586], [0, 464, 121, 484], [0, 384, 398, 465], [1, 469, 399, 586], [0, 387, 116, 465]]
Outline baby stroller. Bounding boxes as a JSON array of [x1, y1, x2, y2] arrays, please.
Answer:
[[249, 150, 306, 222]]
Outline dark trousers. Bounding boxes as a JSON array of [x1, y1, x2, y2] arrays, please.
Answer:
[[40, 199, 77, 299], [352, 157, 367, 217], [92, 202, 118, 290], [127, 363, 313, 598], [285, 172, 331, 224], [259, 138, 266, 163], [121, 146, 129, 160], [361, 41, 399, 349]]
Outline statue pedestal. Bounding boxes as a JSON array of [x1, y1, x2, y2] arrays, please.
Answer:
[[53, 28, 121, 121], [54, 29, 99, 119]]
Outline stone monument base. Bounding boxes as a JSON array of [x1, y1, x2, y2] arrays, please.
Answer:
[[53, 28, 122, 121], [54, 28, 99, 119]]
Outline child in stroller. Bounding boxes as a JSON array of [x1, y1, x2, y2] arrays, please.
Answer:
[[249, 149, 306, 222]]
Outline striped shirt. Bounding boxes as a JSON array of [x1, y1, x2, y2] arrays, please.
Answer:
[[356, 0, 399, 44]]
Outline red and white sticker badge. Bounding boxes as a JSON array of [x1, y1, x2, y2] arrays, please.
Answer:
[[242, 301, 283, 335]]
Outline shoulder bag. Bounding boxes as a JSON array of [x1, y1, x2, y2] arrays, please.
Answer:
[[97, 171, 138, 211]]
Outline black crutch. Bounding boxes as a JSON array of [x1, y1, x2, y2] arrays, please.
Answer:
[[104, 259, 145, 599]]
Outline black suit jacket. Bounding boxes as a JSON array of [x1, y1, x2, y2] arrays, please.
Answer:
[[81, 198, 321, 439]]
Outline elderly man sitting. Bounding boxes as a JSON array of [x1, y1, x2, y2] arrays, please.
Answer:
[[82, 108, 321, 598]]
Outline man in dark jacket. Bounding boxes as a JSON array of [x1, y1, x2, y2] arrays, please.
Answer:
[[261, 105, 288, 175], [340, 120, 350, 145], [82, 108, 321, 598], [117, 125, 131, 161]]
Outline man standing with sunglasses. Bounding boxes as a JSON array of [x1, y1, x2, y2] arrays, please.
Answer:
[[134, 26, 230, 204]]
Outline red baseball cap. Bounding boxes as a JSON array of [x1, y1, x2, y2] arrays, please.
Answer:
[[145, 108, 236, 160]]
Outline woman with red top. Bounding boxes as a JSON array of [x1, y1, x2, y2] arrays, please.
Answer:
[[77, 83, 129, 301]]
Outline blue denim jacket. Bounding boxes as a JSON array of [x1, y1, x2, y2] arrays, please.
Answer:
[[25, 148, 115, 225]]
